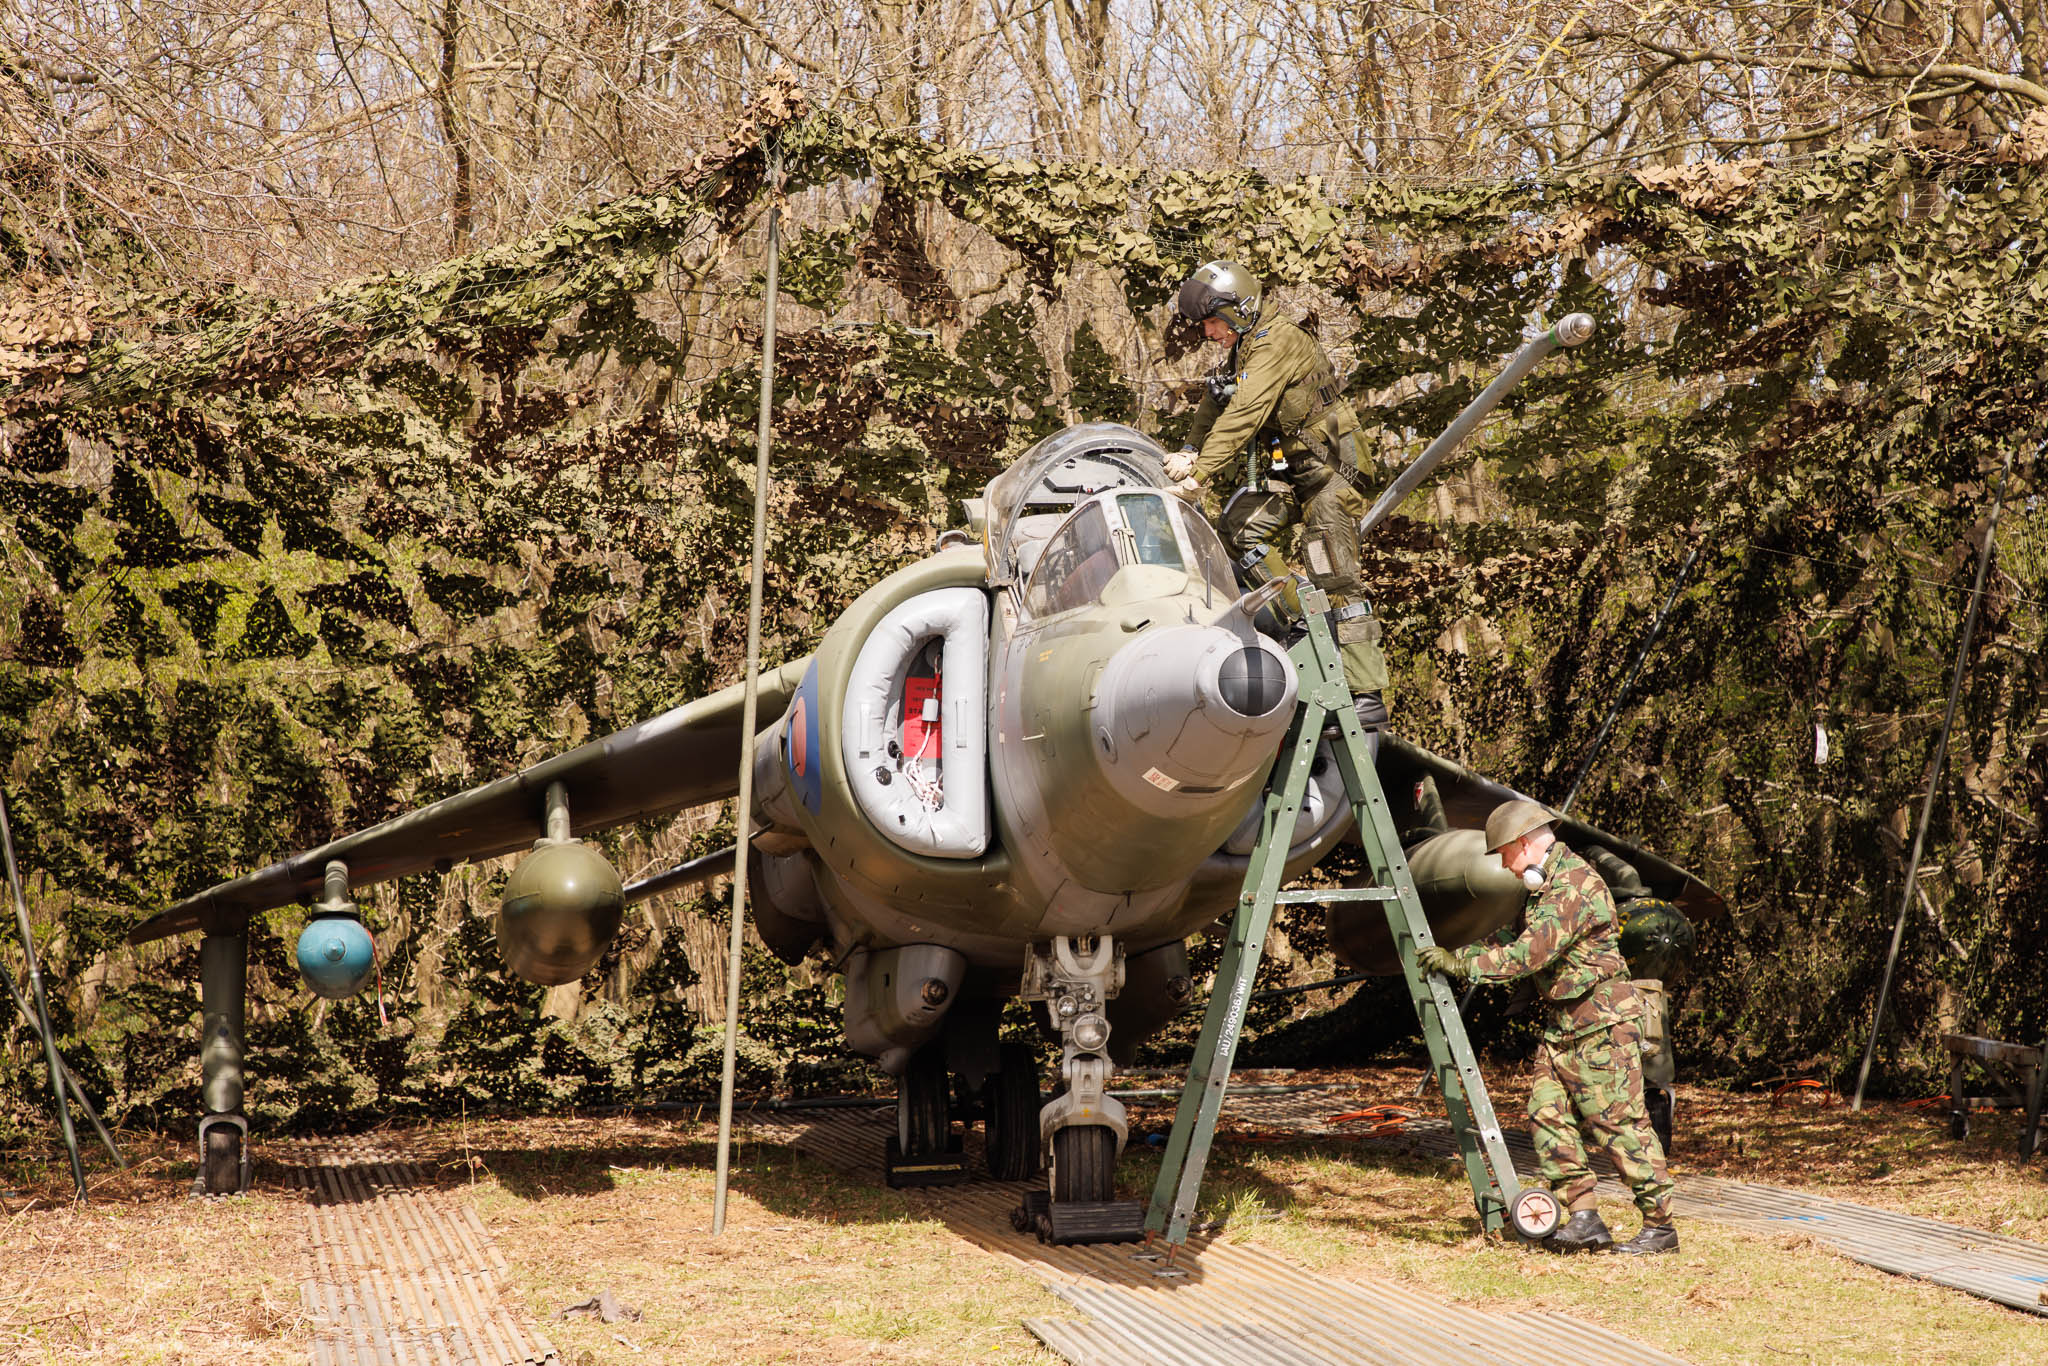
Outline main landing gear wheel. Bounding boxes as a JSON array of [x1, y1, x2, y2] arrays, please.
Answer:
[[204, 1125, 242, 1195], [1050, 1124, 1116, 1204], [1509, 1186, 1563, 1241], [897, 1043, 951, 1156], [984, 1043, 1043, 1181]]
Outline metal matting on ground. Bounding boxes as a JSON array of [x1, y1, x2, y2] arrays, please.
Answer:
[[277, 1136, 561, 1366], [746, 1099, 1692, 1366], [1351, 1110, 2048, 1317]]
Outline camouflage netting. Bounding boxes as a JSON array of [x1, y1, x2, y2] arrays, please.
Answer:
[[4, 83, 2047, 1137]]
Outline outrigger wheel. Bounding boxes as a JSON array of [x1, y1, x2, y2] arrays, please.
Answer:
[[1509, 1186, 1564, 1241], [205, 1125, 240, 1194], [197, 1113, 249, 1196]]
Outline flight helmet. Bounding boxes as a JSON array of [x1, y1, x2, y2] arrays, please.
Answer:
[[1176, 260, 1263, 334]]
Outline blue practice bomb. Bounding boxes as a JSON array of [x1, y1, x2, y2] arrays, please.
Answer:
[[295, 913, 375, 999]]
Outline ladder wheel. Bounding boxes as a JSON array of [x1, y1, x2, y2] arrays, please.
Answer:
[[897, 1043, 951, 1157], [1508, 1187, 1562, 1241], [204, 1125, 242, 1195], [984, 1043, 1043, 1181], [1050, 1124, 1116, 1203]]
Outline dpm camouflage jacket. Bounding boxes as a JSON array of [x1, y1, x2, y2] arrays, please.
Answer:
[[1453, 842, 1643, 1042]]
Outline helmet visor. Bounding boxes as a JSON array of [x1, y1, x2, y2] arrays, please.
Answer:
[[1176, 276, 1232, 324]]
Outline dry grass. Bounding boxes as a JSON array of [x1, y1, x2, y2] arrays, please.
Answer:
[[0, 1133, 309, 1364], [1, 1069, 2042, 1365]]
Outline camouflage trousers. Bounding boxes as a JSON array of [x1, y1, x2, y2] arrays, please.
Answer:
[[1529, 1019, 1675, 1223]]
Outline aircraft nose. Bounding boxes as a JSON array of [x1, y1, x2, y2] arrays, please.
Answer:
[[1095, 624, 1298, 801], [1214, 644, 1289, 718]]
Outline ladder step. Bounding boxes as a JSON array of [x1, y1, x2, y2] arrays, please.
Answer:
[[1271, 887, 1398, 905]]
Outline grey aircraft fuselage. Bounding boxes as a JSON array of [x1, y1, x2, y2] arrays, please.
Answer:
[[739, 426, 1338, 1083]]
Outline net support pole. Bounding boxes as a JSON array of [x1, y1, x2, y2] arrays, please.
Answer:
[[0, 786, 87, 1201], [1358, 314, 1594, 539], [712, 137, 782, 1234], [1852, 442, 2015, 1111], [0, 966, 123, 1166]]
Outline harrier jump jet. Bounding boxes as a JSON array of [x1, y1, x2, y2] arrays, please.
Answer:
[[135, 381, 1716, 1208]]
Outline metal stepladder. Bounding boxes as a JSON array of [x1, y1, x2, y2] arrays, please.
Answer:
[[1140, 587, 1563, 1260]]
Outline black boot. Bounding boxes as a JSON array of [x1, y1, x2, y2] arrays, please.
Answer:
[[1615, 1222, 1679, 1255], [1322, 690, 1387, 741], [1545, 1209, 1613, 1253]]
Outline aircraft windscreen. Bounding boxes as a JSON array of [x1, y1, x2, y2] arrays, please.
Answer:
[[1023, 502, 1118, 617], [1172, 501, 1241, 600], [1116, 494, 1185, 570]]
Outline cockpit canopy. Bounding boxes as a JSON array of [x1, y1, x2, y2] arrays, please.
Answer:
[[976, 423, 1238, 618], [981, 423, 1169, 587]]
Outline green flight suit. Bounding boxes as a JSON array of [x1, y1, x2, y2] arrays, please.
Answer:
[[1454, 843, 1676, 1224], [1184, 315, 1387, 698]]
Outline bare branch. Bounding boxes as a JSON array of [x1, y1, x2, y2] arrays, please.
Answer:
[[1578, 25, 2048, 110]]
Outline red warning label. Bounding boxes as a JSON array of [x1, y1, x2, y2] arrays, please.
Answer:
[[903, 674, 941, 756]]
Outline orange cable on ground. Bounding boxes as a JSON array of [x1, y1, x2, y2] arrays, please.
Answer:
[[1769, 1080, 1835, 1106]]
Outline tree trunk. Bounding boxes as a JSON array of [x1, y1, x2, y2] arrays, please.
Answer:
[[435, 0, 474, 250]]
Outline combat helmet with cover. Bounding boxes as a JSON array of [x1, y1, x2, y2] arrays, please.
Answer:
[[1484, 798, 1556, 853]]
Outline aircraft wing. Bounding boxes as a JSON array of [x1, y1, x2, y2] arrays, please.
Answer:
[[128, 657, 812, 945], [1377, 732, 1726, 920]]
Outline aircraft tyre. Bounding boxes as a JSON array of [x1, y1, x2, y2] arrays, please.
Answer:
[[1050, 1124, 1116, 1203], [984, 1043, 1043, 1180], [204, 1124, 241, 1195], [897, 1042, 952, 1156]]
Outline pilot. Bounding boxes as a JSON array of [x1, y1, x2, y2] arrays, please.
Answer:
[[1418, 799, 1678, 1255], [1162, 260, 1388, 739]]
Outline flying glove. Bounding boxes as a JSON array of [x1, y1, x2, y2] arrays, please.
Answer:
[[1162, 448, 1196, 482]]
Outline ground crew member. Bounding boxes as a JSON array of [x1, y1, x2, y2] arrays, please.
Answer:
[[1162, 260, 1388, 739], [1417, 799, 1678, 1255]]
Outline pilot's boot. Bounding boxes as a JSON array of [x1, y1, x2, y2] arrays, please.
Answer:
[[1322, 691, 1386, 759], [1545, 1209, 1614, 1253], [1614, 1220, 1679, 1255]]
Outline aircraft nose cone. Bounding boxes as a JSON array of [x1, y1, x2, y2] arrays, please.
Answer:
[[1216, 645, 1289, 717]]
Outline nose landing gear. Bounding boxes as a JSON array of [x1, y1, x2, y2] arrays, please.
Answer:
[[1013, 935, 1147, 1245]]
